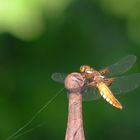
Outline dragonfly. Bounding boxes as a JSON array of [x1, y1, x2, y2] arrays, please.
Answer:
[[52, 55, 140, 109]]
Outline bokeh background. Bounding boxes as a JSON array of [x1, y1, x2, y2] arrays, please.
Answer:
[[1, 0, 140, 140]]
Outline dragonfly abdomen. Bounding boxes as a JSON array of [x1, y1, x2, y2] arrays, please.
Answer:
[[97, 82, 122, 109]]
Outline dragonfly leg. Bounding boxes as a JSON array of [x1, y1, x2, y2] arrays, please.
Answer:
[[87, 81, 96, 87]]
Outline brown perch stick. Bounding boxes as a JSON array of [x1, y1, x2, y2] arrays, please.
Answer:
[[65, 73, 85, 140]]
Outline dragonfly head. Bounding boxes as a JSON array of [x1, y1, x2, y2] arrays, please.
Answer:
[[80, 65, 96, 78], [80, 65, 92, 73]]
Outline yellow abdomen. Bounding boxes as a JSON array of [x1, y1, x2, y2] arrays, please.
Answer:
[[97, 82, 122, 109]]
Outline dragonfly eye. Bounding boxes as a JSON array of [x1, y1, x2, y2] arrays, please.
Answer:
[[80, 66, 85, 73], [80, 65, 91, 73]]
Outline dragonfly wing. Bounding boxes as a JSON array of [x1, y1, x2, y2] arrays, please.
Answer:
[[82, 86, 101, 101], [100, 55, 137, 77], [51, 72, 67, 83], [110, 73, 140, 95], [82, 73, 140, 101]]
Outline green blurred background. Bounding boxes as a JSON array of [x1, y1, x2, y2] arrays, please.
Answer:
[[1, 0, 140, 140]]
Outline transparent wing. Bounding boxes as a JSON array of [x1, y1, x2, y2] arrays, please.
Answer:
[[110, 73, 140, 95], [82, 73, 140, 101], [82, 86, 101, 101], [52, 73, 101, 101], [51, 73, 67, 83], [100, 55, 137, 76]]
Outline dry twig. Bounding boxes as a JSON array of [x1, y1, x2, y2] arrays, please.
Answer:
[[65, 73, 85, 140]]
